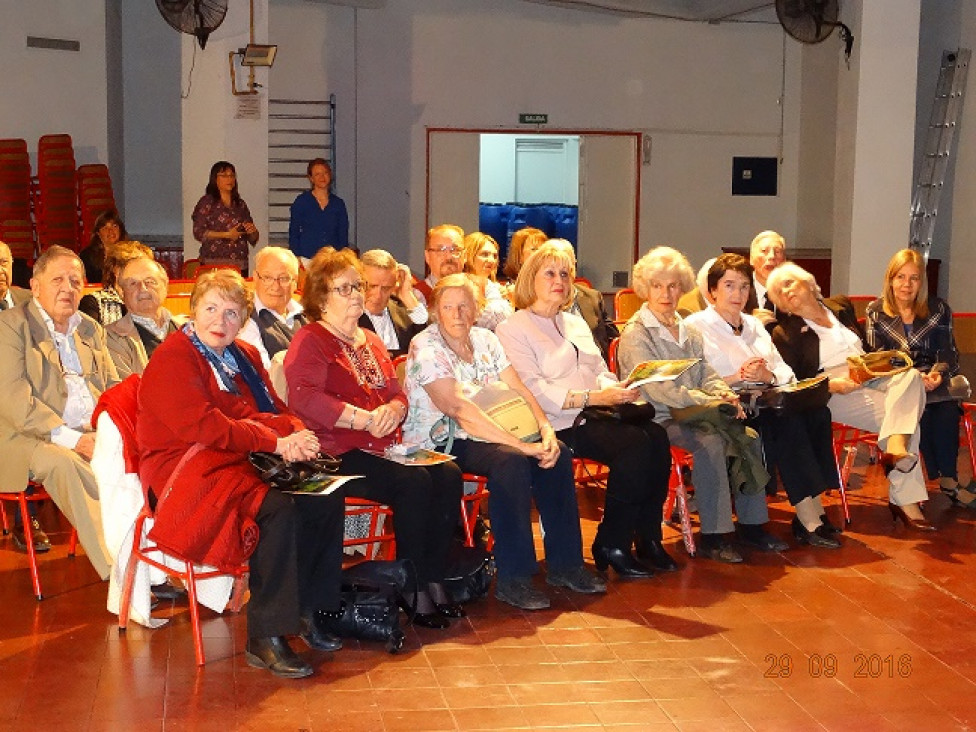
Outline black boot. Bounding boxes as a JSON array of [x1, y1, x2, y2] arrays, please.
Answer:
[[300, 612, 343, 651], [245, 636, 314, 678], [635, 539, 679, 572], [591, 542, 654, 578]]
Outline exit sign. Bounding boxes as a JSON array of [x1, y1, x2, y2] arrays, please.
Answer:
[[519, 113, 548, 124]]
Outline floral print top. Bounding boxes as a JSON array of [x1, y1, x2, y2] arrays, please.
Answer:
[[191, 195, 254, 264], [402, 324, 510, 448]]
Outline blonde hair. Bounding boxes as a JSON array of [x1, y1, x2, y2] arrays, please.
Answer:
[[881, 248, 929, 319], [190, 268, 253, 318], [512, 242, 576, 311], [462, 232, 499, 281], [503, 227, 547, 280], [632, 247, 695, 300]]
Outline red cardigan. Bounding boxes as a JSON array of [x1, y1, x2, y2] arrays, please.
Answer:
[[137, 331, 303, 570], [284, 322, 407, 455]]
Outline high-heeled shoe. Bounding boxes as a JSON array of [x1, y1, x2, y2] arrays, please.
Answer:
[[591, 542, 654, 578], [635, 539, 679, 572], [792, 517, 841, 549], [888, 502, 936, 532], [879, 452, 918, 476]]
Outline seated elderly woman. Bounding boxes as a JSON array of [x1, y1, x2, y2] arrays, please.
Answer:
[[497, 243, 674, 577], [284, 248, 464, 629], [138, 269, 345, 679], [767, 263, 934, 530], [403, 273, 606, 610], [867, 249, 974, 508], [462, 231, 514, 331], [616, 247, 786, 563], [685, 254, 841, 548], [106, 257, 185, 378], [79, 240, 153, 325]]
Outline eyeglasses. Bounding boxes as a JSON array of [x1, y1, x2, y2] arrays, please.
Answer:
[[255, 273, 295, 287], [120, 277, 161, 291], [427, 246, 462, 256], [329, 281, 365, 297]]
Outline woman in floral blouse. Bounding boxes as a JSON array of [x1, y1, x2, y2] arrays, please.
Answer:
[[191, 161, 259, 273]]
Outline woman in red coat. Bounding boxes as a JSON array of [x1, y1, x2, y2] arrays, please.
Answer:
[[137, 269, 344, 679]]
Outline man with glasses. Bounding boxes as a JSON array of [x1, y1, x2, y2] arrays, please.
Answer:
[[414, 224, 464, 303], [0, 246, 117, 577], [358, 249, 427, 359], [239, 246, 306, 367], [106, 257, 185, 378]]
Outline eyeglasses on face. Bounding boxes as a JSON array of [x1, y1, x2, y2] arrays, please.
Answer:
[[426, 246, 461, 256], [121, 277, 161, 291], [328, 281, 365, 297], [256, 273, 295, 287]]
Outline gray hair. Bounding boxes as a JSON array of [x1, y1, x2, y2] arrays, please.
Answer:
[[765, 261, 822, 311], [632, 246, 695, 300], [361, 249, 398, 271], [255, 246, 299, 274]]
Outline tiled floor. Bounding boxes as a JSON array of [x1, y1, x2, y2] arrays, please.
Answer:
[[2, 452, 976, 731]]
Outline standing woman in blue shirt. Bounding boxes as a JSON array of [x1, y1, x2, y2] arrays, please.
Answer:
[[288, 158, 349, 263]]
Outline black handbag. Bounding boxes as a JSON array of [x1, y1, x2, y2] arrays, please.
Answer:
[[737, 376, 830, 416], [574, 401, 656, 427], [248, 450, 341, 492], [442, 542, 495, 604], [318, 559, 417, 653]]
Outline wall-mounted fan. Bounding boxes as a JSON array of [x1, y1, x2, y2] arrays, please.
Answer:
[[155, 0, 228, 50], [776, 0, 854, 61]]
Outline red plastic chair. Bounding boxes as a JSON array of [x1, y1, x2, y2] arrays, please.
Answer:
[[664, 447, 696, 558], [0, 483, 79, 600], [460, 474, 492, 550], [342, 498, 396, 561]]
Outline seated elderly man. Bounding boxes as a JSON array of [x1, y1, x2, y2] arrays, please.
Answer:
[[238, 246, 306, 367], [358, 248, 427, 359], [106, 257, 185, 377], [0, 245, 117, 578]]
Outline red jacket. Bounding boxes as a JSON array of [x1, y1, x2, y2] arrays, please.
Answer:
[[137, 331, 303, 571]]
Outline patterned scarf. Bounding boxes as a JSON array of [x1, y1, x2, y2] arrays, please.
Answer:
[[183, 322, 277, 414]]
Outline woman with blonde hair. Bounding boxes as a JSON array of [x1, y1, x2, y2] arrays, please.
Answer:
[[866, 249, 972, 507], [462, 231, 513, 330]]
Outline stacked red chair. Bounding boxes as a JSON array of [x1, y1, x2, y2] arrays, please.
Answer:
[[77, 163, 116, 247], [34, 134, 79, 251], [0, 138, 36, 262]]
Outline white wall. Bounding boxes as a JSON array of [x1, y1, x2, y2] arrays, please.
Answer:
[[350, 0, 800, 273], [479, 134, 580, 206], [948, 0, 976, 311], [0, 0, 107, 165]]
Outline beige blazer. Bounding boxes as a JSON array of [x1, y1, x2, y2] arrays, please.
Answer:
[[106, 310, 185, 379], [0, 299, 120, 490]]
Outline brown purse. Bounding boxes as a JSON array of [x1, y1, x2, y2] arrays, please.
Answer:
[[847, 350, 913, 385]]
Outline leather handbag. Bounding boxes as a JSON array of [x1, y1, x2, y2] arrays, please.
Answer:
[[441, 541, 495, 604], [847, 350, 913, 385], [248, 450, 341, 492], [737, 376, 830, 416]]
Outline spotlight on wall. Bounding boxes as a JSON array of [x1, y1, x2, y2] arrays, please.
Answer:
[[240, 43, 277, 67]]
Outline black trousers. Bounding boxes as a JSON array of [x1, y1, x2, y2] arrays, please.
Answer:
[[247, 488, 344, 640], [556, 417, 671, 548], [920, 399, 962, 480], [340, 449, 463, 584], [751, 406, 837, 506]]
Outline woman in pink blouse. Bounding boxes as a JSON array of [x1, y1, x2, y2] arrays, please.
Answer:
[[191, 161, 260, 273], [284, 247, 463, 629]]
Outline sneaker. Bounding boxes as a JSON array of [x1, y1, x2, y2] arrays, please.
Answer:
[[546, 566, 607, 594], [495, 577, 551, 610], [11, 517, 52, 554]]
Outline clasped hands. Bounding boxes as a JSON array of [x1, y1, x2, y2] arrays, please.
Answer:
[[276, 429, 320, 463]]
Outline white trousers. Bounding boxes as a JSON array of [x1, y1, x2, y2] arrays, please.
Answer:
[[828, 369, 927, 506]]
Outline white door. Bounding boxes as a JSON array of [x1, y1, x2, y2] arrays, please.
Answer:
[[577, 134, 639, 291]]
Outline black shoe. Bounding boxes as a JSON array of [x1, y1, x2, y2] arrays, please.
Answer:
[[792, 517, 841, 549], [435, 602, 466, 618], [245, 636, 314, 679], [412, 612, 450, 629], [591, 542, 654, 578], [635, 539, 679, 572], [300, 613, 343, 651], [819, 514, 843, 534], [546, 565, 608, 594], [737, 524, 789, 552], [699, 539, 744, 564], [150, 580, 186, 601], [11, 517, 51, 554]]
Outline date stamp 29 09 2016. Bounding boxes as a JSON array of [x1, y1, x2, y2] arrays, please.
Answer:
[[763, 653, 912, 679]]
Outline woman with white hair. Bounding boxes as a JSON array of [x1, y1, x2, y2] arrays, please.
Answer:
[[767, 262, 933, 530], [616, 247, 785, 563]]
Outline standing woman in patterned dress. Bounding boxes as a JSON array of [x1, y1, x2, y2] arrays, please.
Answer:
[[192, 161, 260, 274]]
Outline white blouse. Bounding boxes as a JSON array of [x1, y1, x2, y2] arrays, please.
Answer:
[[805, 308, 864, 371], [684, 306, 794, 385]]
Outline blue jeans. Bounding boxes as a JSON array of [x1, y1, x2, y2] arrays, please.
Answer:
[[451, 439, 584, 580]]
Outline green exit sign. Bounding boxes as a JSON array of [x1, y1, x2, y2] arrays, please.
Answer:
[[519, 113, 548, 125]]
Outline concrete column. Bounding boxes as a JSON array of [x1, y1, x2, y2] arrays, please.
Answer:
[[832, 0, 921, 295], [181, 0, 270, 271]]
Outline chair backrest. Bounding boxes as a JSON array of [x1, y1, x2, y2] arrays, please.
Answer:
[[182, 258, 200, 279], [393, 354, 407, 385], [607, 337, 620, 377], [614, 288, 641, 323], [847, 295, 875, 321]]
